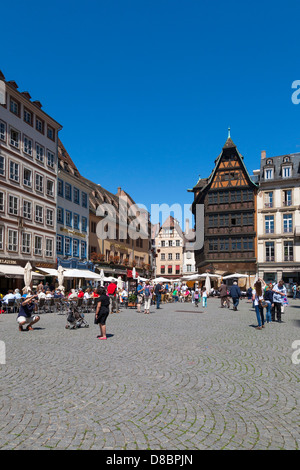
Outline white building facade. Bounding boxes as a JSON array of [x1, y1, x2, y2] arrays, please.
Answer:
[[257, 151, 300, 290]]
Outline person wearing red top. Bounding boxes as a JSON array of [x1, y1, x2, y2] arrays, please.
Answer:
[[107, 282, 117, 313], [77, 289, 84, 298]]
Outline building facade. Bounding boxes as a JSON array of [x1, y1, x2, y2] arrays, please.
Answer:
[[82, 179, 152, 279], [56, 140, 92, 270], [155, 216, 184, 279], [257, 150, 300, 288], [0, 71, 62, 290], [190, 134, 258, 282]]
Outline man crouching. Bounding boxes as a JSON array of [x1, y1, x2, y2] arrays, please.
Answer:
[[17, 293, 40, 331]]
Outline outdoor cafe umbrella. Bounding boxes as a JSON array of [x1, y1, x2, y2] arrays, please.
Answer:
[[24, 262, 32, 293], [99, 269, 105, 286], [197, 273, 221, 293], [222, 273, 248, 279], [57, 266, 65, 292]]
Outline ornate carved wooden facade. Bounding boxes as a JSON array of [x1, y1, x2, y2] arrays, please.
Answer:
[[190, 136, 258, 276]]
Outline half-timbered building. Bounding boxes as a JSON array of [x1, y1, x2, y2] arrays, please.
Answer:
[[190, 133, 258, 282]]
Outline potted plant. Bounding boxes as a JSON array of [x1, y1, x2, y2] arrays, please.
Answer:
[[128, 293, 137, 307]]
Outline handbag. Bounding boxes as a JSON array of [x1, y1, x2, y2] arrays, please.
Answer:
[[260, 300, 268, 308]]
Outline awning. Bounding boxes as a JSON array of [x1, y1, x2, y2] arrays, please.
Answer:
[[36, 268, 102, 280], [36, 268, 58, 277], [0, 264, 44, 279]]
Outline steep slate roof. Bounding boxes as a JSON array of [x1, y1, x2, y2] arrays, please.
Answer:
[[191, 136, 258, 204], [58, 139, 81, 176], [260, 152, 300, 181]]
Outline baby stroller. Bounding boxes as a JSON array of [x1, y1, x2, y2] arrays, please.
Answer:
[[65, 301, 89, 329]]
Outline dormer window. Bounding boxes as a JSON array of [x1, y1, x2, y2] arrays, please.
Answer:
[[266, 159, 273, 165], [283, 156, 290, 163], [282, 166, 291, 178], [264, 168, 273, 180]]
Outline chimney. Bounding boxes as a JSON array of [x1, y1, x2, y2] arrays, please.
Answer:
[[261, 150, 266, 159], [185, 218, 190, 235], [117, 187, 121, 195]]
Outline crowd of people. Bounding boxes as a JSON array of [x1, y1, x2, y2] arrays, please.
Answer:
[[0, 275, 292, 336]]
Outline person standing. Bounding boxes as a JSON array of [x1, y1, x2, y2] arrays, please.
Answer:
[[94, 286, 110, 340], [253, 280, 265, 330], [136, 281, 144, 313], [143, 281, 151, 314], [155, 282, 164, 309], [264, 285, 274, 323], [272, 280, 287, 323], [107, 281, 117, 314], [229, 281, 241, 311]]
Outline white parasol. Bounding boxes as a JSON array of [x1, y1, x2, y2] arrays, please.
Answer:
[[57, 265, 65, 292], [24, 262, 32, 294]]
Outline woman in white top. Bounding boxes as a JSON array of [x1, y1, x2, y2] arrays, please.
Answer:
[[253, 279, 265, 329]]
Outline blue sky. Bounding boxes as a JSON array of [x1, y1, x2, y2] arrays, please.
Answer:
[[2, 0, 300, 227]]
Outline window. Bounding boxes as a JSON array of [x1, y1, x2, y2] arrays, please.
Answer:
[[282, 166, 291, 178], [265, 241, 275, 262], [35, 174, 43, 193], [242, 190, 253, 202], [243, 213, 254, 225], [161, 253, 165, 260], [231, 214, 241, 226], [91, 221, 96, 233], [231, 238, 242, 251], [23, 168, 32, 187], [46, 209, 54, 226], [8, 229, 18, 252], [161, 240, 165, 247], [22, 233, 31, 254], [57, 207, 64, 224], [0, 227, 3, 250], [284, 241, 293, 261], [56, 235, 63, 255], [283, 214, 293, 233], [219, 238, 229, 251], [176, 253, 180, 260], [46, 180, 54, 197], [10, 129, 20, 148], [264, 192, 273, 208], [65, 237, 71, 256], [265, 215, 274, 234], [8, 195, 18, 215], [264, 168, 273, 180], [82, 192, 88, 208], [186, 264, 192, 272], [10, 98, 20, 116], [80, 241, 86, 259], [0, 156, 4, 176], [283, 190, 292, 207], [243, 237, 254, 251], [23, 108, 32, 125], [9, 161, 19, 182], [0, 191, 4, 212], [35, 205, 43, 223], [58, 179, 63, 197], [82, 217, 87, 232], [23, 201, 32, 219], [36, 144, 44, 162], [176, 265, 180, 275], [47, 151, 54, 168], [74, 187, 80, 204], [176, 240, 180, 246], [34, 236, 42, 256], [161, 265, 165, 274], [73, 214, 79, 229], [45, 239, 53, 257], [66, 211, 72, 227], [168, 253, 172, 260], [65, 183, 72, 200], [73, 239, 79, 257], [47, 126, 55, 141], [208, 239, 218, 251], [168, 265, 172, 274], [36, 118, 44, 134], [0, 121, 6, 141]]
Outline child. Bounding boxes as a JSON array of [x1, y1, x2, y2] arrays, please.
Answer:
[[202, 287, 207, 307], [194, 289, 200, 307]]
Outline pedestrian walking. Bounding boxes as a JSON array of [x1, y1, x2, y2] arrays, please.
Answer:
[[94, 286, 110, 340], [202, 287, 207, 307], [107, 281, 117, 314], [136, 281, 144, 313], [194, 289, 200, 307], [219, 281, 230, 308], [155, 282, 164, 309], [229, 281, 241, 311]]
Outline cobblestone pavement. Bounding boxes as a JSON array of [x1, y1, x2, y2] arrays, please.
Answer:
[[1, 296, 300, 450]]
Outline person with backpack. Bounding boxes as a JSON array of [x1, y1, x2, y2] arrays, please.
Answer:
[[144, 281, 151, 314]]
